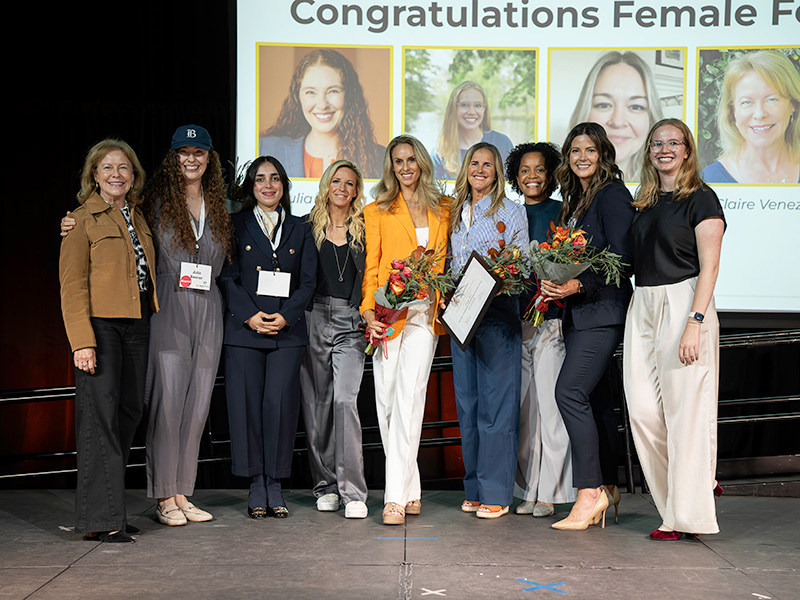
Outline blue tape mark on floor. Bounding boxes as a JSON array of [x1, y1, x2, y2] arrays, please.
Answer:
[[373, 537, 438, 540], [517, 578, 567, 593]]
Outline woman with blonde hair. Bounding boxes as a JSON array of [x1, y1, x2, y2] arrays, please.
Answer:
[[626, 118, 725, 540], [361, 135, 449, 525], [433, 81, 513, 180], [570, 51, 663, 182], [259, 48, 385, 179], [702, 49, 800, 184], [300, 159, 370, 519], [449, 142, 528, 519]]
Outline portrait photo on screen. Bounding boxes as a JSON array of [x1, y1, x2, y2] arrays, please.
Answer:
[[549, 48, 685, 183], [697, 47, 800, 185], [257, 44, 391, 180], [403, 47, 537, 181]]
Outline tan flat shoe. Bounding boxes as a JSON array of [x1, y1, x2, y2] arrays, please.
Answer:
[[383, 502, 405, 525]]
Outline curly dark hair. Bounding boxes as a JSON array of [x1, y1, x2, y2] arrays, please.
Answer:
[[262, 48, 383, 177], [554, 122, 624, 225], [505, 141, 561, 199], [239, 156, 293, 214], [143, 149, 232, 262]]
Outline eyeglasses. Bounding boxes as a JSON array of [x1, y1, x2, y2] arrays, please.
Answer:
[[649, 140, 686, 151]]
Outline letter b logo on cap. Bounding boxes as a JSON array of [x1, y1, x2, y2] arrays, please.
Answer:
[[187, 128, 196, 138]]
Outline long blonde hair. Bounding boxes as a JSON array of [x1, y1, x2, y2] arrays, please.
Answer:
[[437, 81, 492, 176], [449, 143, 507, 236], [308, 159, 365, 251], [78, 139, 146, 204], [373, 135, 443, 215], [634, 119, 706, 210]]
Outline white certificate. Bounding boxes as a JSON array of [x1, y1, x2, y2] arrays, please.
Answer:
[[257, 270, 291, 298], [179, 262, 212, 291], [440, 252, 503, 351]]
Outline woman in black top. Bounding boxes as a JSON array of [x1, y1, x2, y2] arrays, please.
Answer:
[[624, 119, 725, 540], [300, 159, 369, 519]]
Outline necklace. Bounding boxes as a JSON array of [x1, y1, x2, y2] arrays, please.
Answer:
[[331, 224, 346, 228], [332, 241, 350, 282], [405, 190, 421, 208]]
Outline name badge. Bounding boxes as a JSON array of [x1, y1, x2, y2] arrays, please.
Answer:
[[257, 270, 291, 298], [179, 262, 212, 291]]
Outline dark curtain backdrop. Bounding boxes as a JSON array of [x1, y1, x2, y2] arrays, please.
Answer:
[[1, 1, 236, 465]]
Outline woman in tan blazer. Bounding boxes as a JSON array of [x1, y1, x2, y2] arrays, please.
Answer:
[[360, 135, 449, 525]]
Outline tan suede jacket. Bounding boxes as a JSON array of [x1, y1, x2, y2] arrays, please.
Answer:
[[59, 192, 159, 351]]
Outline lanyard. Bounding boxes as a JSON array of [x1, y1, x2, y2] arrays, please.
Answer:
[[254, 205, 285, 252], [189, 198, 205, 241]]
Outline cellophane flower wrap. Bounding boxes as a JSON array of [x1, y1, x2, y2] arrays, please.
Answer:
[[524, 223, 625, 326], [482, 221, 529, 296], [366, 246, 455, 357]]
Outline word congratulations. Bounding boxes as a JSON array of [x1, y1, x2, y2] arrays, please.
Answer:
[[290, 0, 800, 32]]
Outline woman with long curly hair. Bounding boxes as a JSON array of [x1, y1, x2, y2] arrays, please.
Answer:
[[61, 125, 232, 527], [433, 81, 513, 181], [539, 122, 634, 531], [361, 135, 449, 525], [259, 48, 385, 179], [300, 160, 370, 519], [626, 119, 725, 540]]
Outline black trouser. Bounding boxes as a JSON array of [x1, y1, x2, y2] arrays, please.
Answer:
[[74, 297, 150, 533], [555, 318, 621, 489]]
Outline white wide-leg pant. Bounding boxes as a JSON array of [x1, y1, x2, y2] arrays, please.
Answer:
[[515, 319, 576, 504], [623, 278, 720, 534], [372, 304, 438, 505]]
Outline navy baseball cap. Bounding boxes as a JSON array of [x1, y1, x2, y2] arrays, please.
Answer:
[[171, 124, 212, 150]]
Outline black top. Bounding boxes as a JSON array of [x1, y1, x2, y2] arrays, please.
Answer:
[[316, 239, 357, 299], [631, 187, 725, 287]]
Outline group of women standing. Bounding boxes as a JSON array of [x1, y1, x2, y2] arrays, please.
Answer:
[[60, 113, 725, 541]]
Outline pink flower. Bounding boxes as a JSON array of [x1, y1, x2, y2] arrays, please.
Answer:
[[402, 267, 412, 279], [391, 259, 405, 270]]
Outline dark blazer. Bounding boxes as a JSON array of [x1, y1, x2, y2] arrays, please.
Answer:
[[220, 209, 318, 349], [567, 182, 635, 331], [347, 234, 366, 309]]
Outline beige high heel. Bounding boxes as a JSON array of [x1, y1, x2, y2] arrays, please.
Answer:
[[604, 485, 621, 523], [552, 490, 609, 531]]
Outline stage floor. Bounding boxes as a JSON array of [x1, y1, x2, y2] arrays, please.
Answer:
[[0, 489, 797, 599]]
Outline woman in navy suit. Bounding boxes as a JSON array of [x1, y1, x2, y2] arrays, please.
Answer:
[[540, 122, 634, 531], [220, 156, 317, 518]]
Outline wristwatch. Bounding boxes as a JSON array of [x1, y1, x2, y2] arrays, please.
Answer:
[[688, 312, 705, 323]]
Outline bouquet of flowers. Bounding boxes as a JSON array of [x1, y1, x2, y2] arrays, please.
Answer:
[[366, 246, 455, 356], [482, 221, 528, 296], [524, 223, 625, 326]]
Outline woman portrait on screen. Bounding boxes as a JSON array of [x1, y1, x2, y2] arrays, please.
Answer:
[[570, 51, 663, 183], [300, 159, 369, 519], [504, 142, 576, 518], [625, 118, 725, 540], [259, 48, 385, 180], [361, 135, 449, 526], [433, 80, 514, 181], [541, 122, 634, 531], [449, 142, 528, 519], [701, 50, 800, 184]]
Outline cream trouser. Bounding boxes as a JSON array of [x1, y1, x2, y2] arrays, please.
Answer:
[[515, 319, 577, 504], [372, 304, 438, 505], [623, 278, 719, 534]]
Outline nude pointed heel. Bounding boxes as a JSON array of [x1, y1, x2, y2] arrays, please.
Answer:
[[605, 485, 621, 524], [552, 490, 609, 531]]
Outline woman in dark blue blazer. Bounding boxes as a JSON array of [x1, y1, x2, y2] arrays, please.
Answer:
[[539, 122, 634, 531], [220, 156, 317, 518]]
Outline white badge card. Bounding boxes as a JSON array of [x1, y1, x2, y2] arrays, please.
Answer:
[[179, 262, 212, 291], [257, 270, 291, 298]]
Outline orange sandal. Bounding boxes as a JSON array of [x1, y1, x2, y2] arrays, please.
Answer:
[[461, 500, 480, 513], [476, 504, 509, 519], [382, 502, 405, 525]]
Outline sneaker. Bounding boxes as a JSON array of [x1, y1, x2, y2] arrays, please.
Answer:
[[316, 493, 340, 511], [345, 500, 368, 519]]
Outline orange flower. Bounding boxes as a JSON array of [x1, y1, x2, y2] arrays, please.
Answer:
[[390, 280, 406, 295], [570, 234, 586, 247], [415, 289, 428, 300], [496, 221, 506, 233]]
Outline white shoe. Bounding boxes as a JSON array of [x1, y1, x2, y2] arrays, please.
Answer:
[[316, 493, 340, 511], [156, 503, 187, 526], [180, 502, 213, 522], [345, 501, 368, 519]]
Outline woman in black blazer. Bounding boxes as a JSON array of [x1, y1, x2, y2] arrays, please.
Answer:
[[220, 156, 317, 518], [539, 122, 634, 531], [299, 159, 370, 519]]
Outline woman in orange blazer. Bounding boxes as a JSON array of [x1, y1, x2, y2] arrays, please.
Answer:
[[361, 135, 450, 525]]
